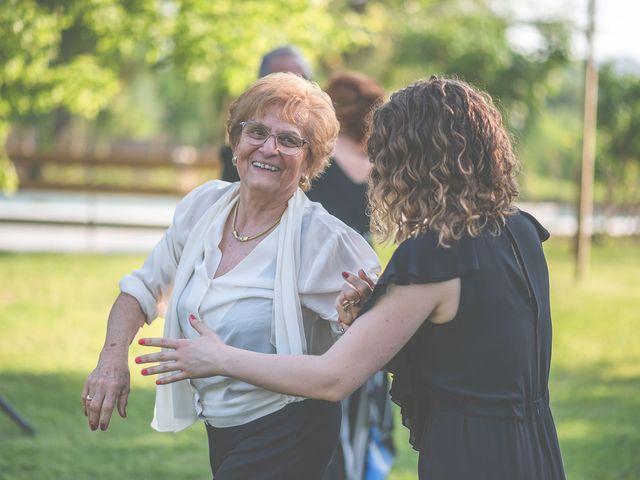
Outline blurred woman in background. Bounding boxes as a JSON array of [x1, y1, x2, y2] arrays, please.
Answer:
[[308, 72, 394, 480]]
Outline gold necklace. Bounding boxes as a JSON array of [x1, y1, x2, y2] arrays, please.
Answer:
[[231, 202, 285, 242]]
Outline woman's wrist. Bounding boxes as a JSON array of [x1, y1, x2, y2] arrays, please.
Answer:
[[99, 343, 129, 363], [215, 344, 235, 377]]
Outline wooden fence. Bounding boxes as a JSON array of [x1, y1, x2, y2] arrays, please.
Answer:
[[9, 146, 222, 196]]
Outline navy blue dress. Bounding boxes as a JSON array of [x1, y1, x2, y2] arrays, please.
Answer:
[[307, 159, 369, 236], [361, 210, 565, 479]]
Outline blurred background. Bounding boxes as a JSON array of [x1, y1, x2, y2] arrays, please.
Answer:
[[0, 1, 638, 479]]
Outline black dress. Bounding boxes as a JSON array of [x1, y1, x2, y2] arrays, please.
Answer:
[[307, 159, 369, 236], [361, 210, 565, 480]]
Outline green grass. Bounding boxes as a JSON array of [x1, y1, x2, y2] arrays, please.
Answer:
[[1, 238, 639, 479]]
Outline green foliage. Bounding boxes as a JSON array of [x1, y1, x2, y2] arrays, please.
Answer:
[[596, 64, 640, 208], [517, 105, 582, 202], [0, 154, 18, 194], [1, 0, 384, 165], [0, 122, 17, 193], [166, 0, 378, 96], [358, 0, 571, 133], [0, 0, 159, 189]]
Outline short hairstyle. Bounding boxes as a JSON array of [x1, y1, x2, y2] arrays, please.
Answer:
[[259, 46, 313, 79], [367, 76, 519, 245], [325, 72, 385, 143], [227, 72, 339, 189]]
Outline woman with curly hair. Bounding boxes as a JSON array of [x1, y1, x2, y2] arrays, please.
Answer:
[[137, 77, 565, 479]]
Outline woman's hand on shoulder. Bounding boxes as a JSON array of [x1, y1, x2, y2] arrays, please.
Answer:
[[335, 269, 376, 330], [136, 315, 228, 385]]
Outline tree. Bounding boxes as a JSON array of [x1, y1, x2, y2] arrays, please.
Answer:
[[0, 0, 381, 190], [596, 63, 640, 211], [0, 0, 159, 191], [345, 0, 571, 135]]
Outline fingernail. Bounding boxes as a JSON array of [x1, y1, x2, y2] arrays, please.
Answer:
[[189, 314, 196, 321], [100, 424, 106, 431], [91, 425, 97, 431], [155, 380, 162, 385], [135, 357, 142, 364], [342, 272, 349, 278], [138, 339, 145, 345], [141, 369, 148, 375]]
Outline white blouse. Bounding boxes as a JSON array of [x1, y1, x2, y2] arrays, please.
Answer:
[[120, 180, 380, 430]]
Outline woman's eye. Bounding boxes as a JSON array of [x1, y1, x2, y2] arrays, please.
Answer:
[[278, 135, 300, 147], [248, 126, 269, 138]]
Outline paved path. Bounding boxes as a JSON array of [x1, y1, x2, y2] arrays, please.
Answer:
[[0, 191, 174, 253], [1, 191, 638, 253]]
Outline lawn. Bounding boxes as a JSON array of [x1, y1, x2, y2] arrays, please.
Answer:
[[0, 237, 638, 479]]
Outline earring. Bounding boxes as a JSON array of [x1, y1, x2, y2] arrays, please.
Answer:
[[299, 175, 311, 190], [231, 155, 238, 167]]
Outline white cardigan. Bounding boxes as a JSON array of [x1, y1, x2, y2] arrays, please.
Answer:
[[120, 180, 380, 432]]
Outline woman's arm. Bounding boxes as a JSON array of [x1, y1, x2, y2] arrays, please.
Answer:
[[82, 293, 146, 431], [137, 278, 460, 402]]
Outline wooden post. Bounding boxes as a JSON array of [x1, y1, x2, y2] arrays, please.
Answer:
[[575, 0, 599, 280]]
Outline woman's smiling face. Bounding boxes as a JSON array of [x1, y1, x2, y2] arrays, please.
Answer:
[[235, 105, 310, 200]]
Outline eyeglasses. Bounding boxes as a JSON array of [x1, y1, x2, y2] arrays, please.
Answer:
[[239, 121, 308, 155]]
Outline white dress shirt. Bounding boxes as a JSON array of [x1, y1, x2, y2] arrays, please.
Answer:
[[120, 180, 380, 431]]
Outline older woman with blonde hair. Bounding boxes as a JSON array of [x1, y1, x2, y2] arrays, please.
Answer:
[[82, 72, 379, 479], [138, 77, 566, 479]]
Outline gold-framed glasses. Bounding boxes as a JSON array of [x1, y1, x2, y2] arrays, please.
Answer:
[[240, 121, 308, 155]]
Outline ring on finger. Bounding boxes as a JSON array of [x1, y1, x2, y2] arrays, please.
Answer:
[[342, 299, 360, 311], [85, 394, 94, 401]]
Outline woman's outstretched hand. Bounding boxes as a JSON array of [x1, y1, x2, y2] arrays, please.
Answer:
[[82, 352, 130, 431], [335, 269, 376, 331], [136, 315, 226, 385]]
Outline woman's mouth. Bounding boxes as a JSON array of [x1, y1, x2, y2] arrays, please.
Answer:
[[252, 161, 281, 172]]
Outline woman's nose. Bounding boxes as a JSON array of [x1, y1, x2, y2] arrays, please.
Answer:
[[259, 134, 279, 154]]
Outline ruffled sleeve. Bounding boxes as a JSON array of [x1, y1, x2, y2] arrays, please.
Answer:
[[360, 230, 480, 450], [298, 202, 380, 344], [360, 230, 480, 317], [519, 209, 550, 242]]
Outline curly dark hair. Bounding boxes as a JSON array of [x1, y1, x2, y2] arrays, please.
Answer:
[[325, 72, 385, 144], [367, 76, 519, 245]]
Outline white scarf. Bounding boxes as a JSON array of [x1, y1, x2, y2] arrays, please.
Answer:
[[151, 184, 311, 432]]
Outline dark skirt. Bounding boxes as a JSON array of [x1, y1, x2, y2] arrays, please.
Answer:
[[416, 395, 565, 480], [206, 399, 341, 480]]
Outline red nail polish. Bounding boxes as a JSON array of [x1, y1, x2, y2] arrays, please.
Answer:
[[189, 314, 196, 321], [342, 272, 349, 278], [135, 357, 141, 364], [141, 369, 148, 375], [138, 338, 145, 345], [155, 380, 162, 385]]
